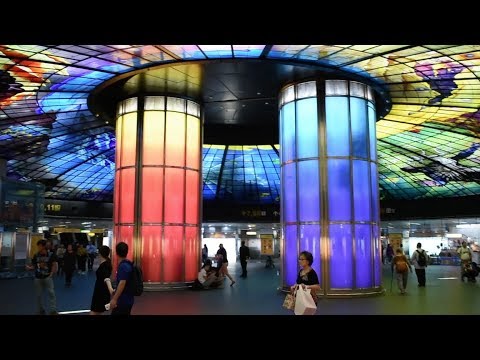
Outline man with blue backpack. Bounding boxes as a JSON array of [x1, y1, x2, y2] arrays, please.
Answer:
[[410, 242, 429, 287], [110, 242, 136, 315]]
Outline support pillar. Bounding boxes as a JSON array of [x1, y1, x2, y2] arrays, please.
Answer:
[[114, 96, 202, 287], [279, 79, 382, 297]]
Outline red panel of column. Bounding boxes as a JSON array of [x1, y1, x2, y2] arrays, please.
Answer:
[[141, 225, 162, 282], [163, 226, 184, 282], [141, 167, 163, 223], [184, 227, 199, 281]]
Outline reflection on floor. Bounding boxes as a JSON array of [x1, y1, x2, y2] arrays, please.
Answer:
[[0, 260, 479, 315]]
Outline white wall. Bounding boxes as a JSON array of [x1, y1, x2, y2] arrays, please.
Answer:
[[201, 237, 237, 263], [408, 236, 445, 257]]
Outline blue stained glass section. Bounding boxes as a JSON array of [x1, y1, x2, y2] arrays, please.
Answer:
[[283, 163, 297, 222], [370, 163, 379, 222], [280, 103, 296, 162], [326, 97, 350, 157], [368, 104, 377, 161], [373, 225, 381, 287], [327, 159, 351, 221], [299, 224, 321, 287], [329, 224, 353, 288], [350, 97, 368, 158], [285, 225, 298, 286], [355, 224, 372, 288], [296, 98, 318, 159], [298, 160, 320, 222], [353, 160, 371, 221]]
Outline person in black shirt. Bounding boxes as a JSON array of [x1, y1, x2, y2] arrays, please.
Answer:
[[239, 240, 250, 278], [290, 251, 320, 302], [26, 239, 58, 315], [90, 245, 114, 315]]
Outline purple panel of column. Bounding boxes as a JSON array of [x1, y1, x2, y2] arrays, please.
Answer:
[[355, 224, 372, 288], [353, 160, 371, 222], [284, 225, 298, 286], [329, 224, 353, 288], [299, 224, 321, 287], [370, 162, 379, 221], [373, 225, 381, 287], [327, 159, 351, 221], [298, 160, 320, 222], [283, 162, 297, 222]]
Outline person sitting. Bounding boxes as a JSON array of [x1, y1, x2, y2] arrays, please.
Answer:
[[196, 260, 223, 289]]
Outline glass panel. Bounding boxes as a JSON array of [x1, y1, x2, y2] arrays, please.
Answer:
[[186, 115, 200, 170], [296, 98, 318, 159], [350, 81, 366, 98], [163, 226, 184, 282], [283, 85, 295, 104], [144, 96, 165, 111], [124, 97, 138, 113], [185, 170, 199, 225], [325, 80, 348, 96], [184, 227, 199, 281], [298, 160, 320, 222], [368, 104, 377, 161], [296, 81, 317, 99], [281, 102, 296, 162], [371, 163, 379, 222], [285, 225, 298, 287], [329, 224, 353, 289], [355, 224, 372, 288], [164, 168, 185, 224], [350, 97, 368, 158], [187, 100, 200, 117], [283, 163, 297, 222], [326, 97, 350, 157], [120, 113, 137, 167], [299, 224, 321, 287], [165, 112, 186, 166], [118, 168, 135, 224], [118, 225, 134, 262], [142, 167, 163, 223], [353, 160, 371, 222], [328, 159, 351, 221], [373, 225, 382, 287], [143, 111, 165, 166], [141, 226, 162, 282], [166, 97, 186, 112]]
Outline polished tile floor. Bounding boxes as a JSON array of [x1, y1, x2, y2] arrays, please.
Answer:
[[0, 260, 478, 315]]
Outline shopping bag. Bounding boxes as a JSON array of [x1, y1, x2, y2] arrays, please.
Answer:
[[294, 287, 317, 315], [282, 293, 295, 310]]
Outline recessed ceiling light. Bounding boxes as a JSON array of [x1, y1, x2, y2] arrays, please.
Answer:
[[257, 92, 261, 95], [265, 102, 269, 105]]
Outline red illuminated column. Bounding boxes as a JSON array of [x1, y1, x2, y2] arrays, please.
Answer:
[[114, 96, 202, 287]]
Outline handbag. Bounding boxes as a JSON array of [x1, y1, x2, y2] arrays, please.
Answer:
[[282, 293, 296, 310], [294, 286, 317, 315]]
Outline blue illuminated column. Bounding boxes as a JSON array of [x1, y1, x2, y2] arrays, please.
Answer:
[[279, 80, 382, 296]]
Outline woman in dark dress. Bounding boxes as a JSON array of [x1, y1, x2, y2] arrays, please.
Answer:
[[90, 245, 113, 315], [290, 251, 320, 303]]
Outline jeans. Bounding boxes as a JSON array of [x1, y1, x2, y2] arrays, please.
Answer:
[[34, 277, 57, 314]]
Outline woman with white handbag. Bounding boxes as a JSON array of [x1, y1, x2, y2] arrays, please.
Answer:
[[290, 251, 320, 313]]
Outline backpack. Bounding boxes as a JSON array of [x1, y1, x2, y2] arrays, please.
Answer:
[[122, 260, 144, 296], [417, 250, 427, 267], [395, 257, 408, 273]]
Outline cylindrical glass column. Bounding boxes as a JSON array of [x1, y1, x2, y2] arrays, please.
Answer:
[[279, 79, 381, 296], [114, 96, 202, 287]]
